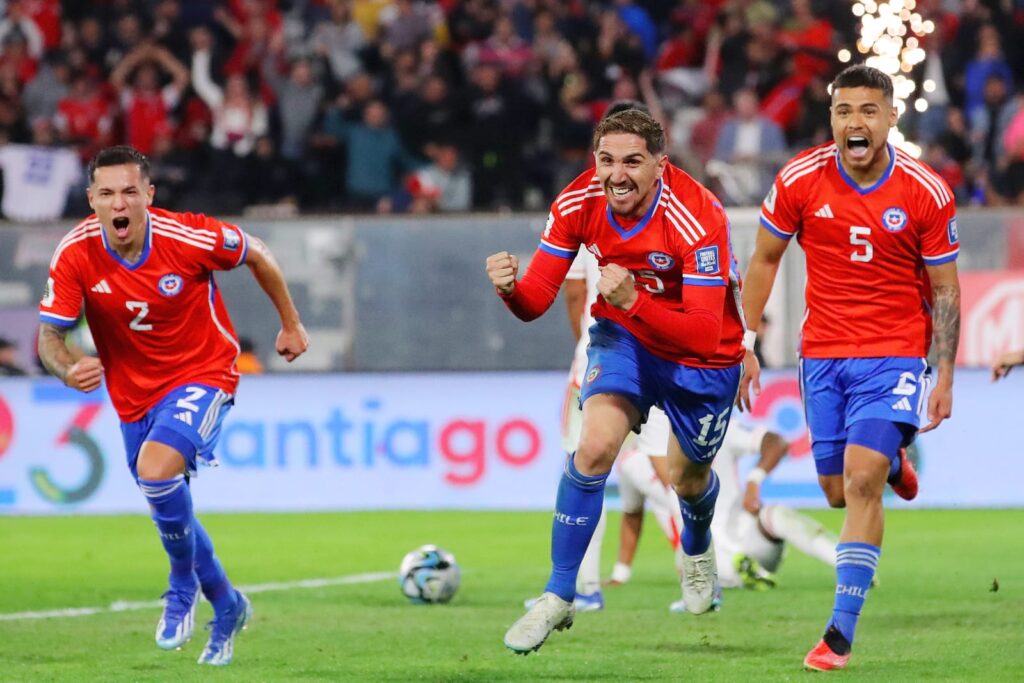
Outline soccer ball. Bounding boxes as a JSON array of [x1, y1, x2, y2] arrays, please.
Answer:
[[399, 545, 460, 604]]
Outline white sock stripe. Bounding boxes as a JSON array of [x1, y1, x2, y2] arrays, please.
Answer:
[[837, 553, 879, 565], [837, 550, 880, 562], [139, 476, 186, 498], [837, 559, 878, 571], [563, 460, 605, 489]]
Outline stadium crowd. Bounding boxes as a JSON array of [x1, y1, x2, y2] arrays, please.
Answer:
[[0, 0, 1023, 219]]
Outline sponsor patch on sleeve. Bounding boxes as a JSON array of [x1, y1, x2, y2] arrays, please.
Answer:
[[222, 227, 240, 250], [947, 217, 958, 245], [695, 246, 720, 274], [763, 183, 777, 214]]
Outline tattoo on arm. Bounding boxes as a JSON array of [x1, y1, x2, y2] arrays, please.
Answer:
[[38, 323, 73, 384], [932, 284, 961, 366]]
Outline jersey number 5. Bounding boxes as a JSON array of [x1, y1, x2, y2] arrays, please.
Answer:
[[126, 301, 153, 331], [850, 226, 873, 263]]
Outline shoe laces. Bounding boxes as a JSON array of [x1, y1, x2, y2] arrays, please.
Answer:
[[160, 587, 196, 621]]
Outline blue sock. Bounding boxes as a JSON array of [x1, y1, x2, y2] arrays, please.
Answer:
[[192, 517, 237, 615], [543, 454, 608, 602], [828, 542, 880, 646], [679, 470, 719, 556], [138, 475, 196, 591]]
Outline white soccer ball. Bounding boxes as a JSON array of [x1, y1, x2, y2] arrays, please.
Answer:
[[398, 545, 460, 604]]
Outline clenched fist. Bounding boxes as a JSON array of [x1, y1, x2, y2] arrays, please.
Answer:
[[486, 251, 519, 295], [598, 263, 638, 310]]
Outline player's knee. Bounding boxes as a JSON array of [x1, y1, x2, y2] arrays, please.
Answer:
[[843, 468, 884, 501], [574, 436, 618, 474]]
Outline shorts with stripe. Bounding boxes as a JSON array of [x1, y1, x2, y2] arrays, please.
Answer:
[[120, 383, 233, 479]]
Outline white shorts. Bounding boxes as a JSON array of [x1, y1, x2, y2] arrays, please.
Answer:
[[561, 384, 671, 458]]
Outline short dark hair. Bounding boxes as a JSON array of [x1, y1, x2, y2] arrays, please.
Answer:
[[592, 108, 665, 155], [831, 64, 893, 103], [602, 99, 650, 120], [87, 145, 150, 184]]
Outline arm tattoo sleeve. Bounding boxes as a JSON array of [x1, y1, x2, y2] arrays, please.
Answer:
[[931, 284, 961, 366]]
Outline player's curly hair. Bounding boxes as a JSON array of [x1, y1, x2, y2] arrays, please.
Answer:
[[87, 145, 151, 183], [832, 64, 894, 103], [592, 108, 665, 156]]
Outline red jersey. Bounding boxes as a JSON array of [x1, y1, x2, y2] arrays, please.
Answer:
[[760, 142, 959, 358], [502, 165, 744, 368], [40, 207, 249, 422]]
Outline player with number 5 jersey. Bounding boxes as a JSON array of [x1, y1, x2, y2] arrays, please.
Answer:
[[37, 146, 309, 667], [738, 65, 961, 672]]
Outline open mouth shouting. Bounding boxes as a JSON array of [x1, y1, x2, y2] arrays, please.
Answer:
[[112, 216, 131, 239], [845, 135, 870, 161]]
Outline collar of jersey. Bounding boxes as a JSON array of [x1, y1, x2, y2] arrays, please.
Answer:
[[834, 143, 896, 195], [605, 179, 663, 239], [100, 212, 152, 270]]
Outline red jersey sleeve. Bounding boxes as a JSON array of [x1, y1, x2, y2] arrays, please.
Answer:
[[39, 237, 85, 328], [917, 185, 959, 266], [155, 210, 250, 272], [760, 147, 822, 241], [500, 201, 582, 320]]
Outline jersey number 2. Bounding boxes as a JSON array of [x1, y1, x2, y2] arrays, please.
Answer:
[[850, 226, 873, 263], [126, 301, 153, 331]]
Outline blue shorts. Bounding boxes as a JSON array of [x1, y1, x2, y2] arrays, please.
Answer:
[[120, 383, 234, 480], [580, 320, 741, 463], [800, 357, 929, 475]]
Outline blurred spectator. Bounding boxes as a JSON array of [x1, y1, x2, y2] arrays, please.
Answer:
[[405, 142, 472, 213], [465, 61, 537, 209], [936, 107, 971, 166], [261, 51, 323, 162], [925, 143, 968, 203], [21, 52, 69, 123], [53, 70, 112, 162], [109, 43, 189, 155], [779, 0, 833, 79], [378, 0, 440, 53], [191, 27, 269, 173], [970, 74, 1014, 173], [613, 0, 658, 63], [463, 13, 533, 79], [708, 87, 787, 205], [963, 24, 1014, 123], [310, 0, 367, 83], [999, 94, 1024, 204], [0, 337, 27, 376], [148, 121, 193, 209], [791, 74, 831, 148], [0, 117, 81, 221], [0, 30, 39, 85], [687, 89, 729, 177], [322, 98, 421, 211], [242, 135, 299, 211]]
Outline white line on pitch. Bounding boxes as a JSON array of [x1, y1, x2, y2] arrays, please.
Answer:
[[0, 571, 396, 622]]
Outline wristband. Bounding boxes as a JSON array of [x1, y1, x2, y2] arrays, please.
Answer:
[[742, 329, 757, 352], [610, 562, 632, 584], [746, 467, 767, 485]]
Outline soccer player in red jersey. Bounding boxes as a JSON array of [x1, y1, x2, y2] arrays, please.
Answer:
[[487, 109, 745, 654], [738, 65, 961, 671], [37, 146, 309, 666]]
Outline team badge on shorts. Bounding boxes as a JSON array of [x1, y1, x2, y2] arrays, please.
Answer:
[[158, 273, 184, 297], [585, 366, 601, 384], [647, 251, 675, 271], [882, 207, 908, 233], [222, 227, 241, 250]]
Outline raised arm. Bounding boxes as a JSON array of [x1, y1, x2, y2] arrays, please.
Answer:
[[737, 227, 790, 411], [920, 260, 960, 432], [244, 236, 309, 362], [37, 322, 103, 392]]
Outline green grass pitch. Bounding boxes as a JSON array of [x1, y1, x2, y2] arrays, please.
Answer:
[[1, 509, 1022, 682]]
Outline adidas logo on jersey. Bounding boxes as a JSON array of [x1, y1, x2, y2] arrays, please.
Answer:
[[90, 279, 112, 294], [891, 397, 913, 411], [814, 204, 834, 218], [174, 411, 194, 426]]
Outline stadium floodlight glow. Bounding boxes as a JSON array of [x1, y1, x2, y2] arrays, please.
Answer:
[[838, 0, 935, 157]]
